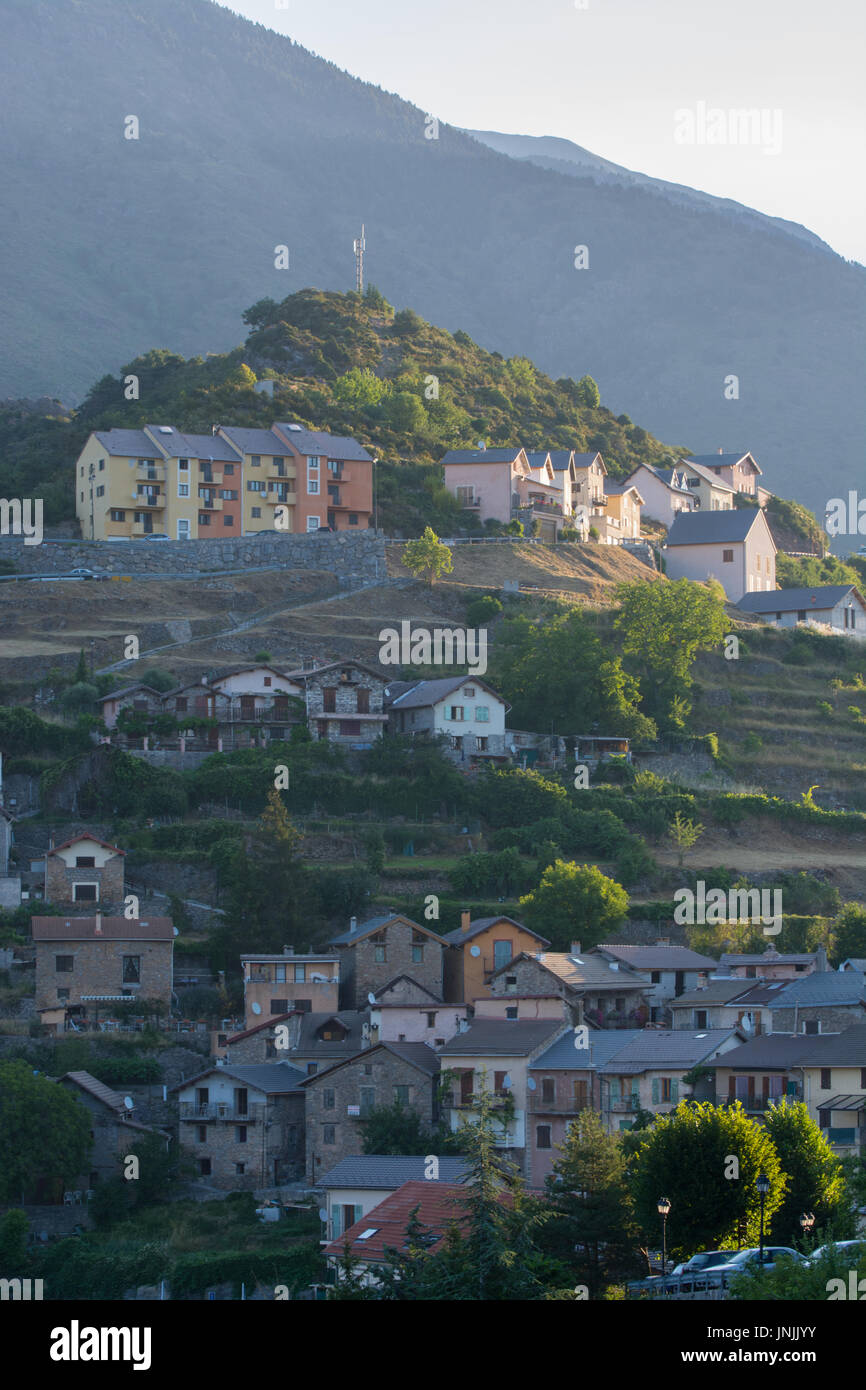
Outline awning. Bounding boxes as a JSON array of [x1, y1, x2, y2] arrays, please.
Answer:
[[80, 995, 133, 1002], [821, 1094, 866, 1112]]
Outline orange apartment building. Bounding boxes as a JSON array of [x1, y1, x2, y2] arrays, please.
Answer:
[[442, 913, 552, 1003], [218, 424, 375, 534]]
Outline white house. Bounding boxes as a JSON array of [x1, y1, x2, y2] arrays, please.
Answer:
[[677, 458, 736, 511], [624, 463, 697, 529], [385, 676, 510, 761], [317, 1154, 470, 1242], [736, 584, 866, 640], [685, 452, 764, 500], [664, 508, 776, 602]]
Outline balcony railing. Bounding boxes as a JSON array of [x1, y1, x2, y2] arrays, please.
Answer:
[[528, 1097, 590, 1114], [180, 1102, 264, 1121], [608, 1097, 640, 1112], [131, 493, 165, 508], [221, 706, 297, 724], [716, 1091, 801, 1110]]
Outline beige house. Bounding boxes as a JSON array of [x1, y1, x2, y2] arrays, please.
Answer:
[[676, 458, 736, 511], [623, 463, 696, 528], [664, 507, 776, 602], [598, 482, 644, 542], [240, 949, 340, 1029]]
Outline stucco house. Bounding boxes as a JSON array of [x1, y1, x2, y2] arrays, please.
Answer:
[[598, 482, 644, 543], [664, 507, 776, 602], [369, 975, 469, 1047], [623, 463, 696, 528], [597, 1027, 744, 1133], [716, 948, 821, 980], [441, 445, 567, 541], [669, 978, 784, 1036], [486, 949, 650, 1027], [240, 948, 340, 1028], [218, 423, 374, 534], [592, 943, 719, 1022], [685, 452, 764, 500], [442, 913, 551, 1003], [736, 584, 866, 639], [676, 458, 736, 511], [317, 1155, 471, 1244], [322, 1180, 475, 1283], [385, 676, 510, 762]]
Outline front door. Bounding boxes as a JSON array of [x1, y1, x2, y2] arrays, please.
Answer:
[[177, 518, 191, 540]]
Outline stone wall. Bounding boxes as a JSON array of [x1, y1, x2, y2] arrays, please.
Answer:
[[34, 936, 173, 1011], [339, 919, 445, 1009], [0, 530, 386, 586]]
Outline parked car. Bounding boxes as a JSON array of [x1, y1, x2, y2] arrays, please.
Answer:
[[712, 1247, 806, 1284], [674, 1251, 730, 1275], [69, 567, 109, 580], [142, 533, 171, 540], [808, 1239, 866, 1264]]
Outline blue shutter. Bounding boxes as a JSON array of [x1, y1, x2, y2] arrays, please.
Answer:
[[671, 1079, 679, 1104], [610, 1078, 621, 1102], [651, 1078, 659, 1105]]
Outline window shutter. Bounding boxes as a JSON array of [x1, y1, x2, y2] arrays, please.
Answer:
[[748, 1075, 755, 1098], [670, 1079, 678, 1103], [331, 1208, 341, 1238], [728, 1075, 736, 1099], [651, 1078, 659, 1104], [354, 1204, 364, 1225], [610, 1078, 621, 1102]]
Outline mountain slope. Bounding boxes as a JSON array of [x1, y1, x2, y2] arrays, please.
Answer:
[[1, 0, 863, 525]]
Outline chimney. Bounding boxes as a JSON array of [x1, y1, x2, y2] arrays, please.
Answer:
[[94, 914, 102, 936], [349, 916, 357, 934], [460, 910, 471, 933], [283, 945, 294, 956], [815, 943, 829, 973], [571, 940, 581, 956]]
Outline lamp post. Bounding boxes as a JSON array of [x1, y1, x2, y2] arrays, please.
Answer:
[[799, 1211, 815, 1251], [756, 1173, 770, 1265], [657, 1197, 671, 1276]]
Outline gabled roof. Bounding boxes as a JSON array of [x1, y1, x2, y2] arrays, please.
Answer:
[[217, 426, 290, 455], [441, 447, 526, 465], [768, 970, 866, 1010], [60, 1070, 126, 1112], [596, 1028, 741, 1074], [387, 676, 508, 712], [604, 482, 644, 502], [328, 913, 443, 948], [99, 684, 163, 703], [678, 459, 736, 491], [372, 974, 443, 1004], [571, 451, 607, 474], [46, 833, 125, 859], [488, 951, 645, 992], [322, 1181, 473, 1261], [666, 509, 770, 548], [719, 951, 817, 967], [31, 916, 172, 941], [736, 585, 863, 614], [688, 453, 762, 476], [226, 1012, 295, 1045], [671, 979, 787, 1009], [841, 959, 866, 974], [438, 1019, 566, 1057], [531, 1029, 643, 1071], [713, 1025, 866, 1069], [300, 1040, 440, 1085], [440, 916, 550, 948], [288, 1010, 369, 1059], [208, 664, 304, 686], [317, 1155, 471, 1189], [171, 1061, 305, 1095], [143, 426, 240, 462], [546, 450, 577, 473], [298, 660, 387, 685], [92, 429, 161, 456], [595, 944, 718, 971], [272, 425, 373, 462]]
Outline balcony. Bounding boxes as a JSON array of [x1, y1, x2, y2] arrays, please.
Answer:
[[268, 463, 297, 479], [198, 495, 224, 511], [265, 489, 297, 505], [135, 463, 165, 482], [198, 470, 224, 486], [528, 1096, 590, 1114], [180, 1102, 264, 1122], [131, 493, 165, 509], [608, 1097, 640, 1112], [221, 704, 298, 724], [717, 1090, 801, 1111]]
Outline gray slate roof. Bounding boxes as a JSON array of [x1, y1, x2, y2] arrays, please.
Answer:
[[273, 426, 373, 461], [713, 1025, 866, 1068], [440, 916, 550, 948], [670, 979, 776, 1009], [736, 585, 859, 614], [387, 676, 506, 711], [328, 914, 443, 948], [217, 426, 289, 454], [440, 447, 524, 464], [438, 1019, 566, 1057], [596, 944, 718, 971], [719, 952, 816, 967], [316, 1155, 471, 1189], [571, 452, 605, 470], [688, 453, 761, 474], [666, 509, 766, 547], [679, 459, 736, 490], [769, 970, 866, 1010], [143, 426, 240, 461], [531, 1029, 643, 1071], [93, 429, 160, 456], [172, 1061, 306, 1095], [301, 1040, 441, 1083], [596, 1028, 740, 1074]]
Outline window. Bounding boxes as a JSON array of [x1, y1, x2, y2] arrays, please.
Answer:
[[493, 939, 513, 971], [426, 1011, 437, 1027], [251, 507, 261, 518], [251, 455, 261, 467], [178, 483, 190, 497], [820, 1068, 832, 1090], [573, 1078, 588, 1108], [412, 944, 424, 964], [695, 1009, 708, 1029], [659, 1078, 672, 1102], [340, 720, 361, 736], [96, 485, 105, 497], [247, 480, 265, 492], [357, 688, 370, 714], [110, 510, 126, 522], [197, 1126, 207, 1143], [348, 513, 358, 525], [122, 956, 140, 983], [73, 883, 97, 902], [505, 1006, 518, 1020], [536, 1125, 552, 1149], [541, 1077, 555, 1103], [394, 1085, 410, 1105], [221, 489, 238, 501], [650, 970, 661, 984], [223, 515, 233, 526], [363, 1063, 373, 1076], [224, 464, 234, 475], [456, 485, 475, 505], [199, 1158, 211, 1176], [446, 705, 464, 721], [307, 457, 320, 494], [803, 1019, 819, 1035], [235, 1163, 246, 1175], [199, 513, 211, 526], [306, 516, 320, 531], [236, 1126, 247, 1143], [75, 854, 96, 868], [293, 964, 306, 983], [475, 706, 490, 722], [98, 459, 105, 471], [57, 988, 70, 1002], [322, 1089, 335, 1110], [359, 1087, 376, 1115], [722, 549, 734, 563], [374, 944, 386, 963], [55, 955, 73, 973], [306, 1063, 318, 1076], [861, 1068, 866, 1090], [274, 964, 285, 983], [270, 998, 288, 1014], [756, 554, 761, 572], [797, 610, 806, 621]]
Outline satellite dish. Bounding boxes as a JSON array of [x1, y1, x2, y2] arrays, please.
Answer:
[[318, 1208, 328, 1223], [173, 927, 179, 937], [123, 1096, 134, 1110], [503, 1073, 512, 1089], [251, 1002, 262, 1015], [470, 945, 481, 958], [527, 1077, 537, 1091], [367, 992, 376, 1005]]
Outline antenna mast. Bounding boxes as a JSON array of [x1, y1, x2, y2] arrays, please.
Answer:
[[353, 224, 366, 294]]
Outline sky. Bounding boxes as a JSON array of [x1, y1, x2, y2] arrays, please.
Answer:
[[212, 0, 865, 264]]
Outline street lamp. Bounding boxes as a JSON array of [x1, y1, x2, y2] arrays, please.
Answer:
[[756, 1173, 770, 1264], [657, 1197, 672, 1276], [799, 1211, 815, 1249]]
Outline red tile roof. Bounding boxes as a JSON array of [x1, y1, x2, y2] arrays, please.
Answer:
[[46, 833, 125, 857], [322, 1181, 473, 1262]]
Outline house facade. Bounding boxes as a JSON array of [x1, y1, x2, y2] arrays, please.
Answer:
[[676, 458, 736, 511], [219, 424, 374, 534], [369, 975, 468, 1047], [240, 949, 340, 1028], [31, 915, 174, 1017], [487, 949, 650, 1028], [385, 676, 510, 762], [737, 585, 866, 640], [59, 1070, 169, 1192], [593, 944, 718, 1021], [302, 661, 388, 745], [173, 1062, 306, 1189], [664, 508, 776, 602], [623, 464, 696, 529], [598, 483, 643, 543], [44, 834, 125, 907], [597, 1027, 744, 1134], [317, 1155, 470, 1243], [329, 914, 445, 1010], [686, 452, 763, 500], [442, 914, 551, 1004]]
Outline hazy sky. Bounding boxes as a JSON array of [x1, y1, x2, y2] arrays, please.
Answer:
[[213, 0, 865, 264]]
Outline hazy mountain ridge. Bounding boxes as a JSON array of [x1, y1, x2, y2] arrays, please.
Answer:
[[0, 0, 863, 522]]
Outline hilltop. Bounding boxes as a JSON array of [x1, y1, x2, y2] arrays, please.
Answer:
[[0, 0, 863, 522]]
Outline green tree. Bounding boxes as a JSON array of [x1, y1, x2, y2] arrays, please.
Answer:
[[74, 649, 89, 683], [763, 1102, 851, 1244], [0, 1061, 92, 1203], [576, 375, 601, 408], [830, 902, 866, 965], [615, 578, 728, 718], [540, 1111, 641, 1296], [518, 860, 629, 951], [0, 1209, 29, 1270], [363, 828, 386, 877], [628, 1101, 786, 1258], [139, 667, 177, 692], [402, 527, 453, 585], [669, 811, 704, 868], [359, 1101, 452, 1156]]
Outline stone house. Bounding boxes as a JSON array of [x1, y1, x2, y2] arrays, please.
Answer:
[[224, 1009, 369, 1074], [31, 914, 174, 1018], [766, 969, 866, 1035], [99, 684, 165, 731], [240, 948, 340, 1029], [58, 1070, 170, 1193], [44, 833, 126, 907], [593, 944, 718, 1022], [369, 975, 469, 1048], [669, 978, 781, 1035], [328, 914, 446, 1010], [487, 949, 650, 1028], [173, 1061, 306, 1189], [301, 1041, 441, 1184], [717, 948, 821, 981], [301, 661, 388, 745], [442, 914, 550, 1004]]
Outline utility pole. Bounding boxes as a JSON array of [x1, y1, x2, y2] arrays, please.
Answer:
[[353, 224, 366, 295], [89, 462, 95, 540]]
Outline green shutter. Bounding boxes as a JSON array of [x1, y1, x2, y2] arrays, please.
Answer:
[[610, 1078, 621, 1102], [651, 1078, 659, 1104], [354, 1204, 364, 1225], [670, 1079, 679, 1103], [331, 1207, 341, 1238]]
